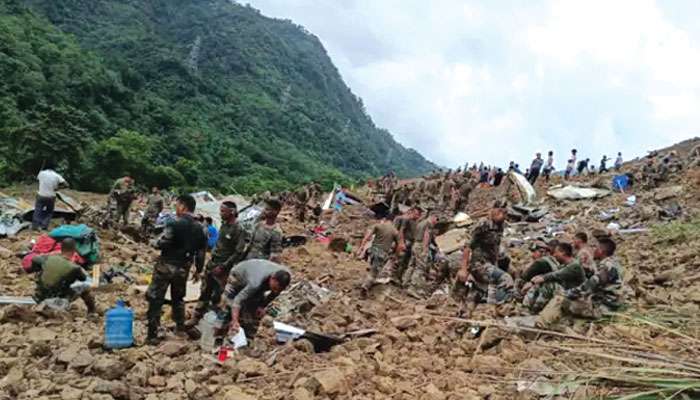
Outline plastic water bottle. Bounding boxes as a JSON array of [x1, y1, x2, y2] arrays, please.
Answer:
[[199, 311, 223, 352], [104, 300, 133, 349]]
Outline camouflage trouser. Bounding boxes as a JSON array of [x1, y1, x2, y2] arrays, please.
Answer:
[[141, 211, 158, 234], [523, 282, 560, 313], [404, 244, 432, 295], [295, 202, 306, 222], [453, 262, 514, 305], [393, 241, 413, 283], [535, 294, 604, 328], [109, 198, 131, 225], [361, 247, 389, 290], [193, 261, 227, 319], [146, 262, 189, 336]]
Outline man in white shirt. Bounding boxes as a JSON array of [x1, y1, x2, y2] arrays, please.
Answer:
[[33, 165, 67, 230]]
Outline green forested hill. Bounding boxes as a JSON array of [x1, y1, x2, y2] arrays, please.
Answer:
[[0, 0, 434, 194]]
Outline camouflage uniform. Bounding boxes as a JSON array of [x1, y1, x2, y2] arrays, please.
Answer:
[[245, 222, 283, 261], [453, 219, 514, 305], [146, 214, 207, 339], [640, 163, 656, 189], [141, 193, 164, 234], [576, 245, 596, 278], [108, 178, 135, 225], [404, 218, 435, 294], [514, 255, 558, 298], [393, 215, 417, 283], [361, 222, 399, 291], [294, 186, 310, 222], [536, 256, 625, 327], [523, 259, 585, 313], [192, 220, 247, 320], [454, 181, 474, 212]]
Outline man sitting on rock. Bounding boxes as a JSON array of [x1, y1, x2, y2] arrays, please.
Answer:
[[522, 242, 585, 314], [30, 238, 96, 315], [220, 259, 291, 339], [514, 240, 559, 299], [536, 238, 625, 328]]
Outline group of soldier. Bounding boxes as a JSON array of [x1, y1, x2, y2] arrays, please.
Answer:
[[639, 149, 696, 189], [357, 170, 626, 329]]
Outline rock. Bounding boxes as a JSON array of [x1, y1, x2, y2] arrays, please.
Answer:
[[28, 327, 57, 342], [93, 380, 130, 400], [476, 327, 505, 352], [158, 341, 188, 357], [71, 352, 96, 370], [390, 315, 420, 330], [184, 379, 197, 394], [222, 385, 257, 400], [237, 358, 268, 377], [0, 305, 38, 323], [469, 355, 505, 372], [60, 386, 83, 400], [148, 375, 166, 387], [422, 383, 446, 400], [0, 246, 12, 259], [0, 366, 23, 389], [57, 346, 81, 364], [29, 342, 51, 357], [293, 339, 316, 354], [93, 357, 129, 380], [293, 387, 315, 400], [374, 376, 394, 394], [311, 368, 348, 396]]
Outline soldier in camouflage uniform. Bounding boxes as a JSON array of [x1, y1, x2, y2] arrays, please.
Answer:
[[536, 238, 625, 327], [146, 194, 208, 345], [514, 240, 559, 299], [523, 242, 585, 314], [186, 201, 248, 327], [392, 207, 421, 284], [573, 232, 596, 278], [358, 215, 401, 294], [108, 176, 135, 225], [246, 198, 283, 262], [141, 186, 164, 235], [454, 178, 475, 212], [640, 158, 657, 189], [294, 185, 311, 223], [453, 201, 514, 317], [404, 211, 438, 296]]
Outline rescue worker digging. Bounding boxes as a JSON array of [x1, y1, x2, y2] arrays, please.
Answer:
[[358, 214, 402, 295], [221, 259, 291, 339]]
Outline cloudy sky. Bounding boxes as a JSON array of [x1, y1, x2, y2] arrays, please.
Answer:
[[245, 0, 700, 169]]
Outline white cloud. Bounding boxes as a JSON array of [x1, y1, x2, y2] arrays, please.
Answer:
[[245, 0, 700, 169]]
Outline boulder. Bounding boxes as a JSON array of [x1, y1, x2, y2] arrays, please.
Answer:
[[222, 385, 257, 400], [158, 341, 188, 357], [93, 380, 130, 400], [28, 327, 57, 342], [236, 358, 268, 377], [310, 368, 348, 396]]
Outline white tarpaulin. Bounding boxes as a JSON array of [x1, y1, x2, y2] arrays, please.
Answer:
[[547, 185, 611, 200], [190, 191, 249, 228], [509, 172, 537, 205]]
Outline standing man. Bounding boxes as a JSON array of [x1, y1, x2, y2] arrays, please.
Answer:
[[146, 194, 207, 345], [599, 156, 609, 174], [187, 201, 247, 327], [294, 185, 310, 223], [109, 176, 135, 225], [614, 152, 623, 171], [454, 201, 514, 317], [358, 215, 402, 294], [543, 151, 555, 182], [392, 207, 421, 284], [246, 199, 283, 262], [33, 163, 68, 230], [141, 186, 164, 235], [404, 211, 438, 297], [528, 153, 544, 184]]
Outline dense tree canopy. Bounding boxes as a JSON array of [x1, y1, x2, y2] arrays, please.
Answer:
[[0, 0, 435, 193]]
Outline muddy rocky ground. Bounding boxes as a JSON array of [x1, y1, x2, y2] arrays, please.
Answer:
[[1, 143, 700, 399]]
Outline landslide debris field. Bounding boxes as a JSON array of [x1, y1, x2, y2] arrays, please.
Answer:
[[2, 143, 700, 399]]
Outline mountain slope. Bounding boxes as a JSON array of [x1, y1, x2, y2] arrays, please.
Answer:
[[0, 0, 435, 193]]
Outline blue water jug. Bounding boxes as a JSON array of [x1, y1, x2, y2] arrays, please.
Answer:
[[104, 300, 134, 349]]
